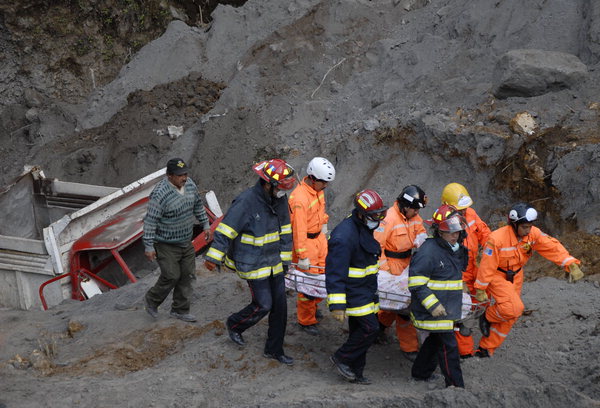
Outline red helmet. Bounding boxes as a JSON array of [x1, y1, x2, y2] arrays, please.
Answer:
[[426, 204, 467, 232], [253, 159, 297, 190], [354, 189, 388, 220]]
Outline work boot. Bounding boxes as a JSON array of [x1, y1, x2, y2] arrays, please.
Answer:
[[226, 322, 246, 347], [460, 353, 474, 359], [401, 351, 418, 362], [475, 347, 490, 358], [479, 313, 491, 337], [144, 298, 158, 319], [412, 373, 442, 383], [170, 311, 197, 322], [351, 375, 372, 385], [315, 309, 324, 320], [330, 354, 356, 381], [299, 324, 320, 336], [263, 352, 294, 366]]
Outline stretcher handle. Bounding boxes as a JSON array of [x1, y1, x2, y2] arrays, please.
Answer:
[[290, 262, 326, 270]]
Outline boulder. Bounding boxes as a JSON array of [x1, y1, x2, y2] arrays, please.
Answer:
[[493, 49, 587, 98]]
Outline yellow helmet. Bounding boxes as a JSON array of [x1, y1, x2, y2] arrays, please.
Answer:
[[441, 183, 473, 210]]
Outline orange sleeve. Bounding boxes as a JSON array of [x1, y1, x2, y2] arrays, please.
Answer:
[[532, 228, 579, 271], [475, 235, 500, 290], [289, 194, 309, 258], [374, 219, 393, 271], [474, 212, 491, 247]]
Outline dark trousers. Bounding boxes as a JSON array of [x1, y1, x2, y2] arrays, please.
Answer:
[[145, 242, 196, 313], [412, 331, 464, 388], [334, 312, 379, 377], [227, 272, 287, 356]]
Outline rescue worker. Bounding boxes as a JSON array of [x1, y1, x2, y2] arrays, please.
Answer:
[[288, 157, 336, 336], [474, 203, 584, 358], [204, 159, 297, 365], [440, 183, 491, 358], [143, 158, 212, 323], [327, 189, 388, 385], [409, 205, 467, 388], [374, 185, 428, 362]]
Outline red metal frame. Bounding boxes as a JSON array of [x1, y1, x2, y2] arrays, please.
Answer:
[[39, 197, 222, 310]]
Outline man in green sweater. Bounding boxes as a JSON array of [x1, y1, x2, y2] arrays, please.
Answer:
[[143, 158, 211, 322]]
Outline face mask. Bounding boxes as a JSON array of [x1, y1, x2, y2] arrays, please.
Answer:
[[449, 242, 460, 252], [275, 190, 287, 198], [366, 219, 380, 230]]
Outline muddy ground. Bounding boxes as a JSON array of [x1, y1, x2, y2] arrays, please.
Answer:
[[1, 0, 600, 406], [0, 260, 599, 408]]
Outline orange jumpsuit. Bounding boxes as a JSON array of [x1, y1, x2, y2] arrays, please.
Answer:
[[374, 202, 427, 353], [475, 225, 579, 355], [454, 207, 491, 356], [288, 178, 329, 326]]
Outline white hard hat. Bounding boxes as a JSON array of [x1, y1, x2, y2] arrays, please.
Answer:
[[307, 157, 335, 181]]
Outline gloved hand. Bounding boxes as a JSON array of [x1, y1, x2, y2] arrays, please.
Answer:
[[321, 224, 328, 235], [568, 263, 584, 283], [204, 260, 218, 271], [331, 309, 346, 322], [463, 282, 470, 293], [475, 289, 489, 302], [431, 304, 447, 317], [297, 257, 311, 270]]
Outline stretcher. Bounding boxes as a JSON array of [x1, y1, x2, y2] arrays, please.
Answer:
[[285, 266, 488, 323]]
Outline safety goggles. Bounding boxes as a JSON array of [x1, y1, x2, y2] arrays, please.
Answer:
[[366, 210, 387, 222]]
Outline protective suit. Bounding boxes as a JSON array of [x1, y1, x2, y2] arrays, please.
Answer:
[[475, 225, 580, 355], [374, 202, 427, 353], [454, 207, 490, 356], [289, 177, 329, 326]]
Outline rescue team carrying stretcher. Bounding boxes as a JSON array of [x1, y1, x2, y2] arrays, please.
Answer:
[[143, 157, 585, 387]]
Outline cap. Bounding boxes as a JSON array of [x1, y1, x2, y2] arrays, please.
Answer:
[[166, 158, 189, 175]]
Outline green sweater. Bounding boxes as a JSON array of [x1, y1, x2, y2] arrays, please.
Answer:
[[143, 178, 209, 252]]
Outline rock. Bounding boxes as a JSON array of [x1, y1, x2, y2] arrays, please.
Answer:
[[67, 320, 85, 337], [509, 112, 537, 136], [25, 108, 39, 123], [168, 125, 184, 140], [493, 49, 588, 98], [363, 119, 380, 131]]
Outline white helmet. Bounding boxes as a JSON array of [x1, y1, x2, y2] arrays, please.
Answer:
[[307, 157, 336, 181]]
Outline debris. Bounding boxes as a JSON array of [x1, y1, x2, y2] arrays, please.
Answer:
[[167, 125, 184, 140], [509, 112, 537, 136]]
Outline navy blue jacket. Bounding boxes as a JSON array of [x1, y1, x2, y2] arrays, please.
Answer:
[[325, 210, 381, 316], [205, 181, 292, 280], [409, 236, 467, 332]]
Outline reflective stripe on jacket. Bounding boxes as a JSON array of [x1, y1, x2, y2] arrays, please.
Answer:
[[409, 237, 467, 332], [374, 202, 427, 275], [475, 225, 579, 290], [326, 210, 381, 316], [205, 181, 292, 280]]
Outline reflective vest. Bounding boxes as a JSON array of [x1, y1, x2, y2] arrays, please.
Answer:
[[409, 237, 467, 332], [205, 181, 293, 280], [374, 202, 427, 275], [475, 225, 579, 290], [326, 210, 381, 316]]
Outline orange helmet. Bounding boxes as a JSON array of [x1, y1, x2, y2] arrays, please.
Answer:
[[426, 204, 467, 232], [354, 189, 388, 220], [253, 159, 297, 190]]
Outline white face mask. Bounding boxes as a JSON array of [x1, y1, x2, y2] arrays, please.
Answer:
[[449, 242, 460, 252], [275, 190, 287, 198], [366, 219, 380, 230]]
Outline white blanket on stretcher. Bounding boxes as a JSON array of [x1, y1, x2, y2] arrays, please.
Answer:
[[285, 267, 472, 318]]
